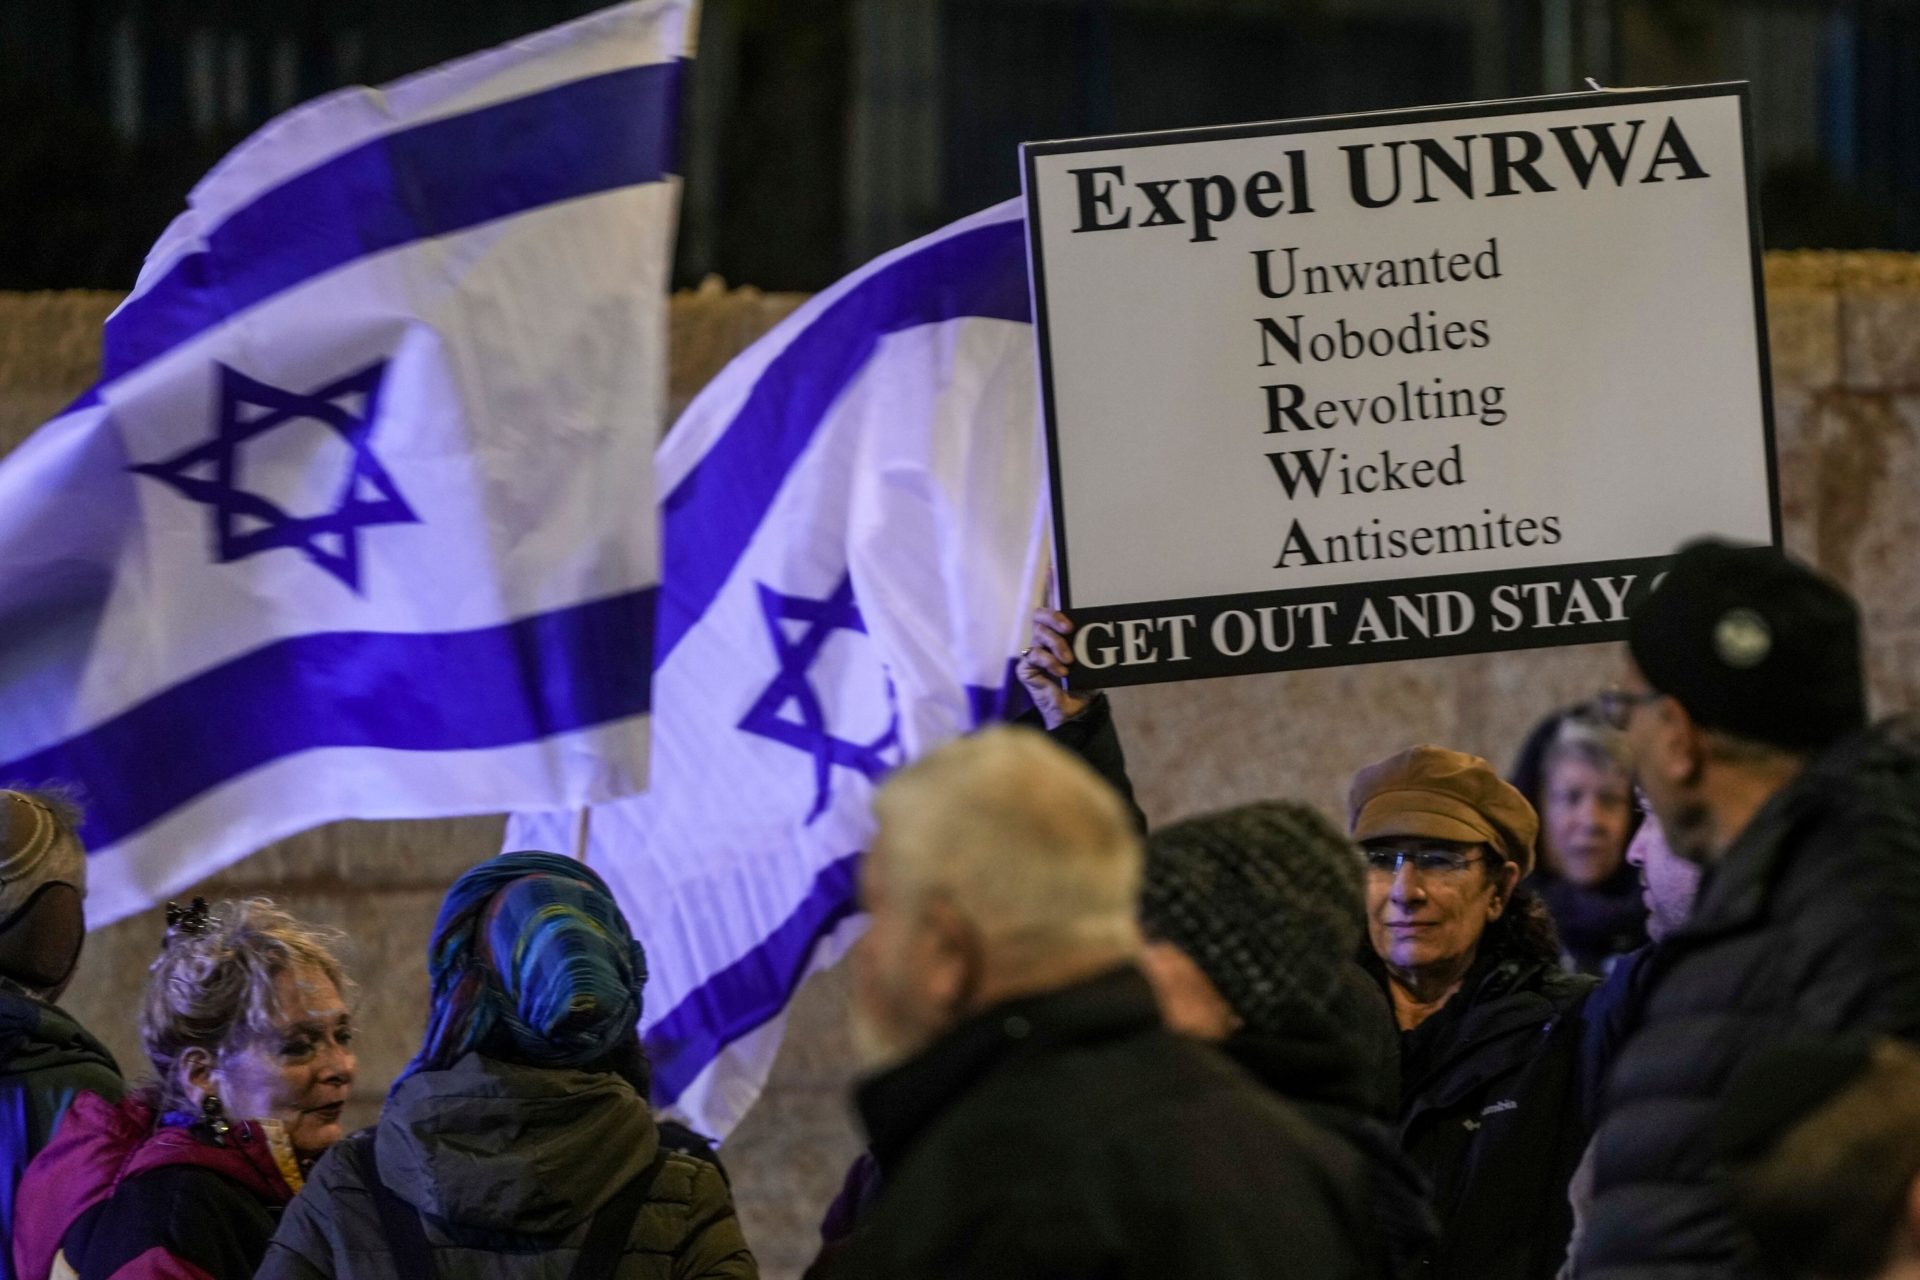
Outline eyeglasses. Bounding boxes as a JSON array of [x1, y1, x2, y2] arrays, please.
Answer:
[[1589, 687, 1665, 731], [1361, 848, 1487, 876]]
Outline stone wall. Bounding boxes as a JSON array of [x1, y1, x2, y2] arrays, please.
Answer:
[[3, 254, 1917, 1279]]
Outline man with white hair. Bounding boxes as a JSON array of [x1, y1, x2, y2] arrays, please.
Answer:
[[824, 726, 1373, 1280]]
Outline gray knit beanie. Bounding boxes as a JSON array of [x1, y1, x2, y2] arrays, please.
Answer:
[[1140, 801, 1364, 1036]]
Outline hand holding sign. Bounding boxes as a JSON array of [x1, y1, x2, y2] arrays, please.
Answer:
[[1018, 608, 1099, 730]]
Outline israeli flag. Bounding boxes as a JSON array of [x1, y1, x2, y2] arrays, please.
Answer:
[[0, 1, 692, 925], [505, 198, 1044, 1137]]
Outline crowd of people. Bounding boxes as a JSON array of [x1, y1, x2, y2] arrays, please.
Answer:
[[2, 536, 1918, 1280]]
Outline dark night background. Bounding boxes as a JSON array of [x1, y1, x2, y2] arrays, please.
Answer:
[[1, 0, 1915, 294]]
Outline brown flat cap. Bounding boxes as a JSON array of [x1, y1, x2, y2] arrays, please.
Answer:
[[1347, 745, 1539, 879]]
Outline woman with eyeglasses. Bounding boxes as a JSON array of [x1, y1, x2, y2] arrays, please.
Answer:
[[1348, 745, 1598, 1280]]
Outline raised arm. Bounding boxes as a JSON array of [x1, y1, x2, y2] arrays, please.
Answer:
[[1017, 609, 1147, 833]]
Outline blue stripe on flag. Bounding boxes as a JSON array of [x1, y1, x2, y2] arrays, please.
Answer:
[[1, 588, 655, 851], [968, 660, 1032, 727], [103, 60, 683, 386], [641, 213, 1034, 1106], [646, 851, 863, 1103], [654, 217, 1031, 668], [643, 679, 1019, 1106]]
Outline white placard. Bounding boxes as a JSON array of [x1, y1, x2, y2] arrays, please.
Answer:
[[1023, 85, 1776, 684]]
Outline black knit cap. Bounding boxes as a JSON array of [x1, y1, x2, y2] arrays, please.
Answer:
[[1628, 538, 1866, 751], [1139, 801, 1363, 1036]]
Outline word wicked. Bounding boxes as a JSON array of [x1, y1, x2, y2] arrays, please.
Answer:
[[1267, 443, 1467, 498], [1067, 117, 1707, 241]]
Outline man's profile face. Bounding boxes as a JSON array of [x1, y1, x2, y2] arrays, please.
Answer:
[[849, 841, 968, 1071], [1618, 667, 1671, 811], [1617, 660, 1717, 866], [1624, 805, 1702, 940]]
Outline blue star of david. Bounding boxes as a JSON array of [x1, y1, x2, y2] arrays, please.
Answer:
[[737, 575, 901, 823], [130, 360, 419, 592]]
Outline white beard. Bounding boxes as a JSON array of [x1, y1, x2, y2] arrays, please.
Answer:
[[848, 994, 921, 1072]]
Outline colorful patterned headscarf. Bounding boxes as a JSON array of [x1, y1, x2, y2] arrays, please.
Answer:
[[399, 851, 647, 1085]]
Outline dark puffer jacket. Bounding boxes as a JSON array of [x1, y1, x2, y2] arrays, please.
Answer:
[[259, 1053, 755, 1280], [825, 966, 1377, 1280], [1384, 924, 1597, 1280], [1575, 718, 1920, 1280], [0, 983, 122, 1280]]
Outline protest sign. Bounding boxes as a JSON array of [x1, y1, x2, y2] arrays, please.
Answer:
[[1022, 84, 1776, 685]]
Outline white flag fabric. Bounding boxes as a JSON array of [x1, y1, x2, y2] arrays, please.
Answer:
[[0, 1, 692, 925], [504, 198, 1046, 1138]]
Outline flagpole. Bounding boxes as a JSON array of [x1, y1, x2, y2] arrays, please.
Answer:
[[573, 806, 591, 863]]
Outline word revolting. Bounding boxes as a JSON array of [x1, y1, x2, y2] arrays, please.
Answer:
[[1066, 117, 1708, 242], [1260, 380, 1507, 433]]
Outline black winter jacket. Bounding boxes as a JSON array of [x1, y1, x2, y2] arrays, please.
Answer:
[[826, 967, 1377, 1280], [1036, 696, 1148, 831], [1225, 1023, 1439, 1280], [260, 1054, 755, 1280], [1576, 943, 1659, 1126], [1575, 718, 1920, 1280], [0, 982, 122, 1280], [1387, 942, 1596, 1280]]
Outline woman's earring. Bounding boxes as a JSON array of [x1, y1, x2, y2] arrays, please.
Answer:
[[201, 1092, 232, 1143]]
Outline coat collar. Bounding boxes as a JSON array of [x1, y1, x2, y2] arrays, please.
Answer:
[[855, 965, 1158, 1172], [1224, 1024, 1373, 1116], [0, 982, 120, 1081], [378, 1053, 656, 1231], [121, 1098, 300, 1202], [1673, 784, 1807, 939], [1392, 954, 1588, 1117], [1677, 718, 1920, 940]]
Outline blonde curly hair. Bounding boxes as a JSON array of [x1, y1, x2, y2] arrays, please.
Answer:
[[140, 898, 352, 1110]]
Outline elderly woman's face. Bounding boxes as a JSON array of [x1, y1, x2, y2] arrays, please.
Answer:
[[1542, 755, 1634, 887], [1364, 839, 1513, 980], [213, 964, 356, 1159]]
